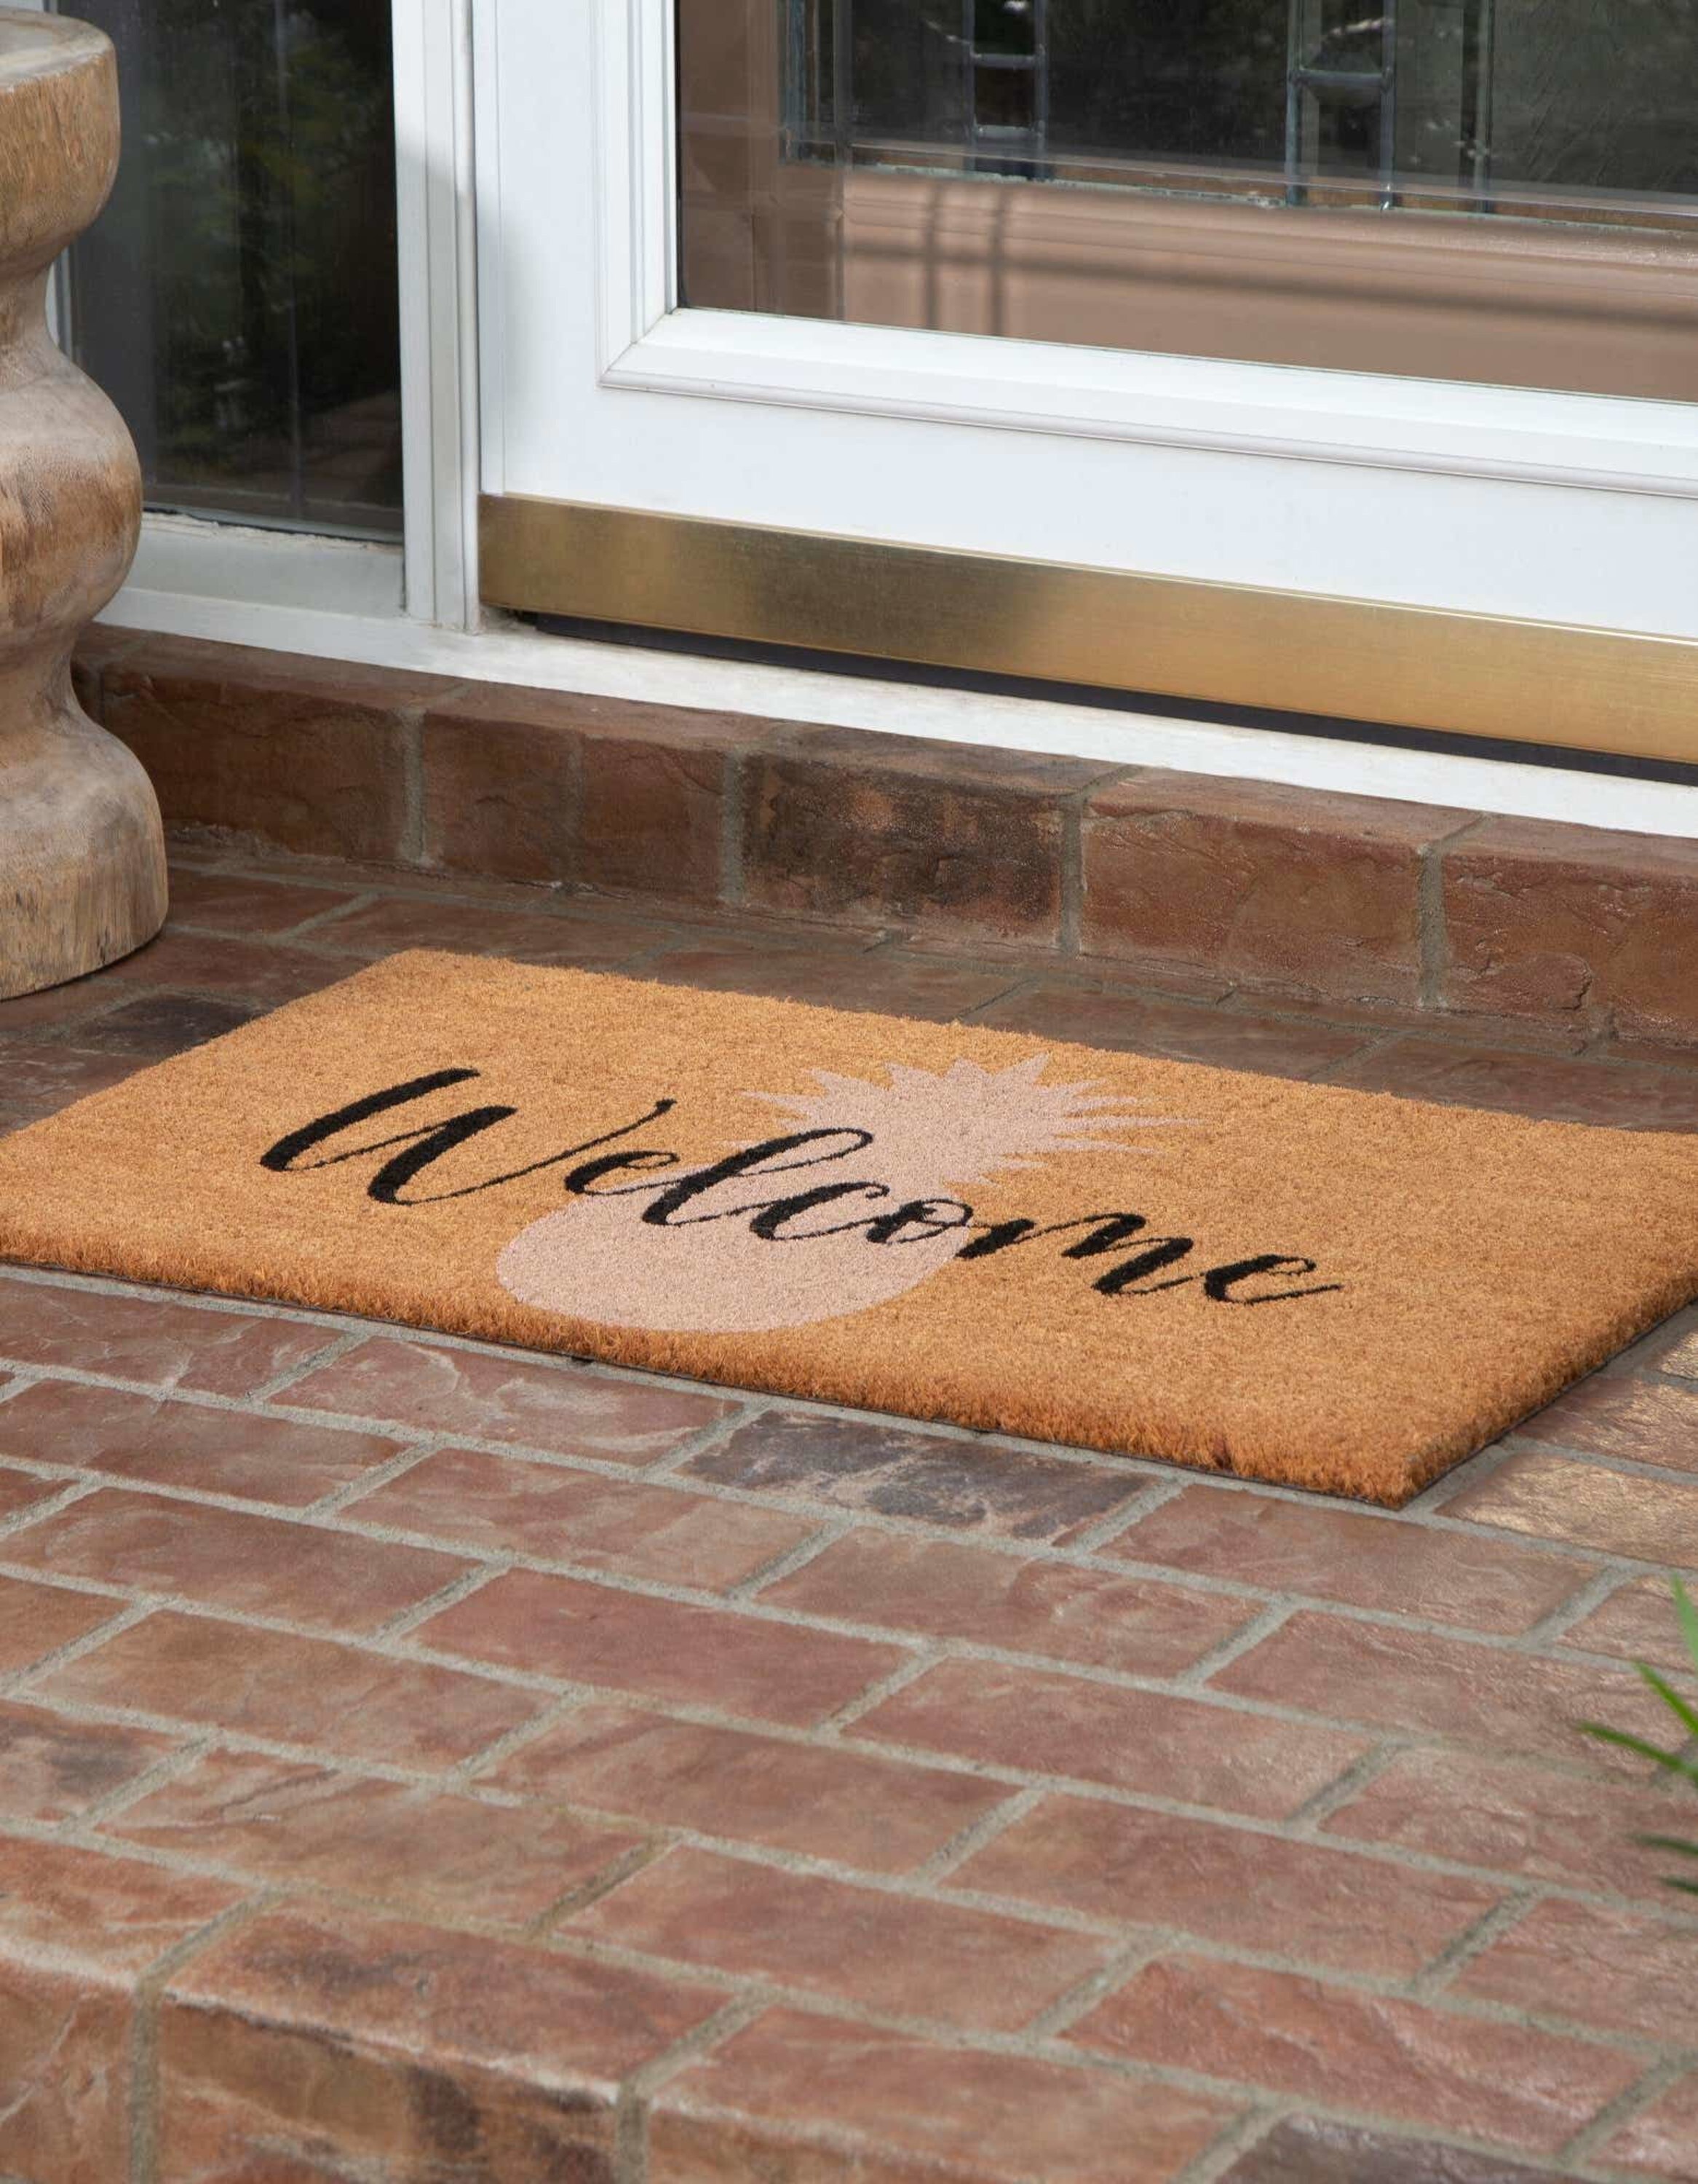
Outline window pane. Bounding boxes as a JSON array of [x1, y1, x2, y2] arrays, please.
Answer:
[[678, 0, 1698, 394], [64, 0, 402, 538], [767, 0, 1698, 212]]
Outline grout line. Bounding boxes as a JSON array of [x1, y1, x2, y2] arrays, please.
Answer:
[[1174, 1599, 1298, 1691], [300, 1436, 452, 1518], [0, 1595, 151, 1704], [616, 1993, 767, 2184], [246, 1326, 370, 1404], [950, 966, 1041, 1026], [368, 1559, 512, 1641], [526, 1836, 670, 1937], [5, 1259, 1696, 1517], [635, 1397, 769, 1481], [4, 1769, 1688, 2098], [6, 1281, 1689, 1588], [129, 1888, 281, 2184], [1282, 1739, 1411, 1834], [1172, 2103, 1292, 2184], [1301, 1023, 1407, 1087], [544, 1920, 1694, 2081], [1491, 1432, 1698, 1492], [718, 748, 749, 910], [405, 705, 430, 870], [724, 1517, 853, 1605], [1401, 1439, 1523, 1514], [1058, 786, 1088, 956], [1418, 813, 1486, 1012], [1522, 1565, 1649, 1650], [0, 1473, 98, 1546], [1024, 1936, 1163, 2039], [1408, 1888, 1539, 2000], [913, 1780, 1048, 1883], [1558, 2051, 1695, 2167], [68, 1730, 219, 1837], [445, 1689, 593, 1789], [267, 887, 387, 941], [815, 1650, 939, 1733], [951, 965, 1054, 1027], [1060, 1475, 1190, 1554]]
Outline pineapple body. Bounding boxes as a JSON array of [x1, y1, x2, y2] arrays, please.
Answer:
[[496, 1185, 968, 1333]]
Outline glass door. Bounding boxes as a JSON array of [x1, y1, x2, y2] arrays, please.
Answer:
[[475, 0, 1698, 762]]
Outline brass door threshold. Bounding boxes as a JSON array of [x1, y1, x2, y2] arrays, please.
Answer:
[[481, 494, 1698, 767]]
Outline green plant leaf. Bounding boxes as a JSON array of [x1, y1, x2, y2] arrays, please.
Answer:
[[1636, 1835, 1698, 1859], [1577, 1580, 1698, 1899], [1635, 1659, 1698, 1743], [1577, 1722, 1698, 1789]]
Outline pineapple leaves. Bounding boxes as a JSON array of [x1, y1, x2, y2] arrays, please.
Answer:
[[1577, 1578, 1698, 1897]]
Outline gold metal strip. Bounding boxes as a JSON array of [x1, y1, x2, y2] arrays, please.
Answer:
[[480, 494, 1698, 765]]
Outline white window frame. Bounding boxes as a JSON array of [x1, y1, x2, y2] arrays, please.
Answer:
[[40, 0, 1698, 836], [22, 0, 478, 636]]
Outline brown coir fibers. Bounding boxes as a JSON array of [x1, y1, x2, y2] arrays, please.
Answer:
[[1, 950, 1694, 1506]]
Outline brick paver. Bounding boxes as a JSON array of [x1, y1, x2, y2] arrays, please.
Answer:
[[1, 851, 1695, 2181]]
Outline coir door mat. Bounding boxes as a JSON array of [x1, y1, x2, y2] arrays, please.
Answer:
[[1, 950, 1694, 1506]]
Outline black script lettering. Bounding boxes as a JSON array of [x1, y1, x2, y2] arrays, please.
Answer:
[[262, 1069, 488, 1171], [957, 1211, 1337, 1304], [958, 1211, 1151, 1262], [263, 1083, 1344, 1310], [566, 1150, 681, 1194], [865, 1199, 975, 1246], [750, 1183, 893, 1241], [640, 1130, 876, 1228], [957, 1210, 1197, 1295], [1203, 1254, 1344, 1305], [1092, 1238, 1196, 1295], [261, 1071, 678, 1207]]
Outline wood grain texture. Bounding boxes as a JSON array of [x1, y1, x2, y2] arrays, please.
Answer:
[[0, 8, 164, 1000]]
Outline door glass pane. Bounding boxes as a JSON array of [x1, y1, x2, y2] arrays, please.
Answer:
[[62, 0, 403, 538], [678, 0, 1698, 395]]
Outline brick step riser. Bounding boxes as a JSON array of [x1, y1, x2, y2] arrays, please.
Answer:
[[72, 628, 1698, 1051]]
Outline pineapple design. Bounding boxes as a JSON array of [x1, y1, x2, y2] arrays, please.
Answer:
[[496, 1054, 1190, 1334]]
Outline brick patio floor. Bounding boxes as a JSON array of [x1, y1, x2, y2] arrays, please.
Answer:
[[1, 847, 1695, 2183]]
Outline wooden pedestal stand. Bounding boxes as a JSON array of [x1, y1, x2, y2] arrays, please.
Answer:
[[0, 9, 164, 1001]]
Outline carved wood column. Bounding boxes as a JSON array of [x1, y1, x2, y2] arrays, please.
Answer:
[[0, 7, 164, 1000]]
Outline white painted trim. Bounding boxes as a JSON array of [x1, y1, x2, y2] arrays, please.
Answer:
[[123, 516, 404, 622], [472, 0, 508, 499], [607, 309, 1698, 503], [392, 0, 482, 629], [95, 579, 1698, 842]]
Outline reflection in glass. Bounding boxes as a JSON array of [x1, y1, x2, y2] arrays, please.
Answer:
[[779, 0, 1698, 218], [63, 0, 402, 537], [679, 0, 1698, 393]]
